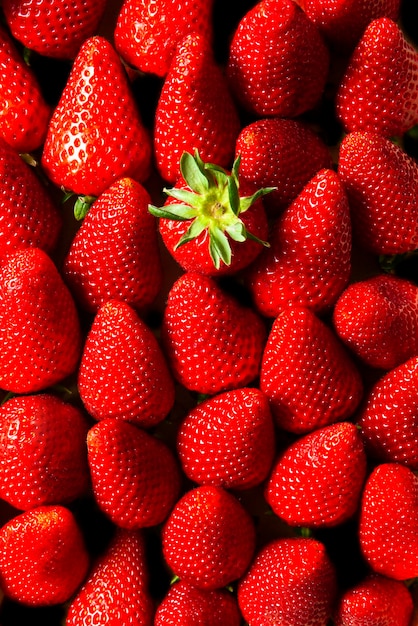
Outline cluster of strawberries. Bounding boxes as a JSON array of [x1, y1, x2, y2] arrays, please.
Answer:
[[1, 0, 418, 624]]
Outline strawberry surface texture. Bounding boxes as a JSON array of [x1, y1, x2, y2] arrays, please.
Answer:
[[1, 0, 418, 624]]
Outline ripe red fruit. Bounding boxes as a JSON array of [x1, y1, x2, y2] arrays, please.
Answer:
[[359, 463, 418, 580], [154, 33, 241, 184], [162, 485, 256, 590], [0, 247, 82, 394], [260, 306, 363, 434], [161, 271, 266, 395], [41, 36, 152, 199], [227, 0, 330, 118], [0, 394, 90, 510], [78, 299, 175, 427], [87, 418, 181, 529], [238, 537, 337, 626], [177, 387, 276, 490], [66, 528, 153, 626], [245, 168, 352, 317], [0, 505, 89, 606]]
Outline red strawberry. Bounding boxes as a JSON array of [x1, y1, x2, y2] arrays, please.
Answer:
[[149, 151, 270, 275], [234, 117, 333, 215], [358, 356, 418, 469], [2, 0, 108, 60], [63, 177, 162, 313], [154, 581, 241, 626], [334, 573, 413, 626], [0, 141, 62, 260], [66, 528, 153, 625], [177, 387, 276, 490], [333, 274, 418, 370], [336, 18, 418, 138], [245, 168, 352, 317], [162, 485, 256, 590], [359, 462, 418, 580], [0, 393, 90, 511], [154, 33, 241, 184], [226, 0, 330, 118], [0, 505, 89, 606], [265, 422, 367, 528], [41, 36, 152, 200], [78, 299, 175, 427], [0, 25, 51, 152], [161, 271, 266, 396], [238, 537, 337, 626], [338, 131, 418, 255], [260, 306, 363, 434], [87, 418, 181, 529], [114, 0, 214, 78], [0, 247, 82, 394]]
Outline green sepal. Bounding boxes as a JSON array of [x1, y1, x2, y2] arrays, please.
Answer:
[[74, 195, 96, 220], [209, 225, 232, 268], [175, 218, 207, 248], [179, 150, 210, 193], [149, 203, 197, 221]]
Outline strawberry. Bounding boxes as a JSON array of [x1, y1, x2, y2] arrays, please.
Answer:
[[333, 274, 418, 370], [358, 356, 418, 469], [154, 33, 241, 184], [234, 117, 333, 215], [154, 581, 241, 626], [334, 573, 414, 626], [245, 168, 352, 317], [265, 422, 367, 528], [226, 0, 330, 118], [41, 36, 152, 200], [177, 387, 276, 490], [2, 0, 108, 60], [0, 505, 89, 606], [237, 537, 337, 626], [149, 151, 270, 275], [63, 177, 162, 313], [66, 528, 154, 626], [0, 247, 82, 394], [87, 418, 181, 529], [0, 393, 90, 511], [338, 131, 418, 255], [161, 271, 266, 396], [336, 18, 418, 138], [162, 484, 256, 590], [0, 140, 62, 259], [114, 0, 214, 78], [0, 25, 51, 152], [260, 306, 363, 434], [78, 299, 175, 427], [359, 462, 418, 580]]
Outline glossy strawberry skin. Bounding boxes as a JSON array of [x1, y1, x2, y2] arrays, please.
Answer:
[[42, 36, 152, 197], [333, 274, 418, 370], [87, 418, 181, 529], [227, 0, 330, 118], [0, 394, 90, 510], [154, 33, 241, 184], [338, 131, 418, 255], [63, 177, 162, 313], [238, 537, 337, 626], [162, 485, 256, 590], [359, 463, 418, 580], [78, 299, 175, 427], [161, 271, 266, 396], [245, 168, 352, 317], [66, 529, 154, 626], [260, 306, 363, 434], [0, 247, 82, 394], [177, 387, 276, 490], [115, 0, 214, 77], [0, 505, 89, 607]]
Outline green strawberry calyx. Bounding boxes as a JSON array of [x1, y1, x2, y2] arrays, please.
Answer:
[[149, 150, 274, 269]]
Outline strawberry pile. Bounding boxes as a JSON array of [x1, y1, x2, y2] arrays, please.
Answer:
[[1, 0, 418, 624]]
